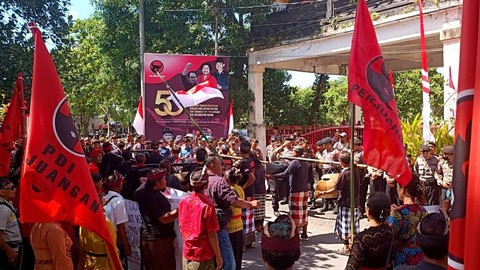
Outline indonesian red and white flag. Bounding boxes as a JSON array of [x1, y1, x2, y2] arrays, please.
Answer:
[[0, 75, 23, 176], [133, 96, 144, 135], [347, 0, 412, 186], [227, 100, 234, 135], [172, 80, 224, 108], [20, 23, 122, 270], [419, 1, 435, 143]]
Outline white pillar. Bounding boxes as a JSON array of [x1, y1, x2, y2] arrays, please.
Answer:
[[440, 26, 461, 122], [247, 65, 266, 154]]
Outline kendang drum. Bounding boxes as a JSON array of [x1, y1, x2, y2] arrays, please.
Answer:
[[314, 173, 340, 199], [266, 161, 289, 175]]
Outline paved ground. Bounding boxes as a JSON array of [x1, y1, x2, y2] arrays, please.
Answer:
[[242, 194, 369, 269]]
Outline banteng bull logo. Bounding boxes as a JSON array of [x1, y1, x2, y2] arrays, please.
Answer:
[[366, 55, 394, 111], [53, 98, 84, 157]]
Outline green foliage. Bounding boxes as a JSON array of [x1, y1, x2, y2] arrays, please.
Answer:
[[55, 17, 128, 135], [401, 113, 454, 157], [401, 114, 424, 158], [0, 0, 72, 99], [393, 68, 445, 122], [320, 76, 349, 124]]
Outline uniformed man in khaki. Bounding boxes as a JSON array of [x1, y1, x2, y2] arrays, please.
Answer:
[[436, 145, 454, 203], [414, 144, 440, 205]]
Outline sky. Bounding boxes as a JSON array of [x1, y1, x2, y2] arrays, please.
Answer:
[[68, 1, 316, 88]]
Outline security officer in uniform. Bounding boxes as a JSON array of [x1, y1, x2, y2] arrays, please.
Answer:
[[414, 144, 440, 206], [0, 178, 22, 270], [436, 145, 454, 207]]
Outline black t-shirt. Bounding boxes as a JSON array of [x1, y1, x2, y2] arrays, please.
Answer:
[[335, 167, 361, 208], [134, 187, 175, 240], [240, 157, 256, 197], [121, 165, 150, 200]]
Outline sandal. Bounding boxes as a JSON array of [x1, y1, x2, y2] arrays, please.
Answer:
[[334, 248, 350, 256]]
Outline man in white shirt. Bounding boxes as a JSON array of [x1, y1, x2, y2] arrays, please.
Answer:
[[104, 171, 131, 268]]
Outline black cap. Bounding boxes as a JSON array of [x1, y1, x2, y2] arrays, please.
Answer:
[[316, 140, 324, 146], [322, 137, 332, 144], [421, 145, 431, 152], [354, 138, 362, 145], [441, 145, 454, 155]]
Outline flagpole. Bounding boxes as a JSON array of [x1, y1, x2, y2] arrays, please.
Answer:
[[154, 70, 218, 153], [349, 103, 356, 240], [139, 0, 145, 135], [18, 73, 27, 144]]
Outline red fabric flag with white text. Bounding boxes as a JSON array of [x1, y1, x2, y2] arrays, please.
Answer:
[[20, 24, 122, 270], [347, 0, 412, 186], [0, 75, 23, 176], [448, 0, 480, 269]]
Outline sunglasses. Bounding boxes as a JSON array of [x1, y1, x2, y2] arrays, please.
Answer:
[[2, 185, 16, 191]]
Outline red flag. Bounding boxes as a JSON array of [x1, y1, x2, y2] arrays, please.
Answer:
[[448, 66, 456, 91], [133, 96, 144, 135], [347, 0, 412, 186], [20, 24, 122, 270], [419, 1, 434, 143], [448, 1, 480, 269], [0, 75, 23, 176]]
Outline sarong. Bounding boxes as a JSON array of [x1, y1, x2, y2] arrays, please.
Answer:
[[242, 196, 255, 246], [253, 193, 266, 225], [140, 236, 176, 270], [334, 207, 360, 241], [289, 191, 309, 227]]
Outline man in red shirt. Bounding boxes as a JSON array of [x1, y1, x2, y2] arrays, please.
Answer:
[[178, 167, 223, 270], [88, 148, 103, 175]]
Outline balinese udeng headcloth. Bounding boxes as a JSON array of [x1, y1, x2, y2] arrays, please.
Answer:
[[261, 215, 300, 252]]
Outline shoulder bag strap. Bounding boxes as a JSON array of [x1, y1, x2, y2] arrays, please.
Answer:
[[107, 195, 119, 204], [0, 201, 17, 218], [385, 227, 395, 269]]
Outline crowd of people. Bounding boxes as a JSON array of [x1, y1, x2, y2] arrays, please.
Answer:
[[0, 128, 453, 270]]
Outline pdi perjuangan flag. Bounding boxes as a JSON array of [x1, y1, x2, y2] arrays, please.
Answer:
[[20, 24, 122, 270], [448, 0, 480, 269], [347, 0, 412, 186], [0, 75, 23, 176]]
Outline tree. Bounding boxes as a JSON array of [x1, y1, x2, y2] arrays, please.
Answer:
[[55, 17, 125, 135], [393, 68, 445, 122], [321, 76, 349, 125], [309, 74, 330, 125], [92, 0, 279, 128], [0, 0, 72, 99], [323, 69, 446, 125]]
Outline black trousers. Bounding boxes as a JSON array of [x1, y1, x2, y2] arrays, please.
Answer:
[[272, 178, 288, 211], [386, 183, 400, 205], [370, 177, 387, 194], [423, 181, 441, 206], [229, 230, 243, 270], [359, 176, 370, 213]]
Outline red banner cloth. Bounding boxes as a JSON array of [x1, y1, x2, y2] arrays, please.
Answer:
[[0, 76, 23, 176], [448, 1, 480, 269], [20, 23, 122, 270], [347, 0, 412, 186]]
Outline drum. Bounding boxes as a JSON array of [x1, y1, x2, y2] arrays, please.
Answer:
[[314, 173, 340, 199], [266, 161, 289, 175]]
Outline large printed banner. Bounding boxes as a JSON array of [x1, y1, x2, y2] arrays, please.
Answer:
[[144, 54, 230, 140]]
